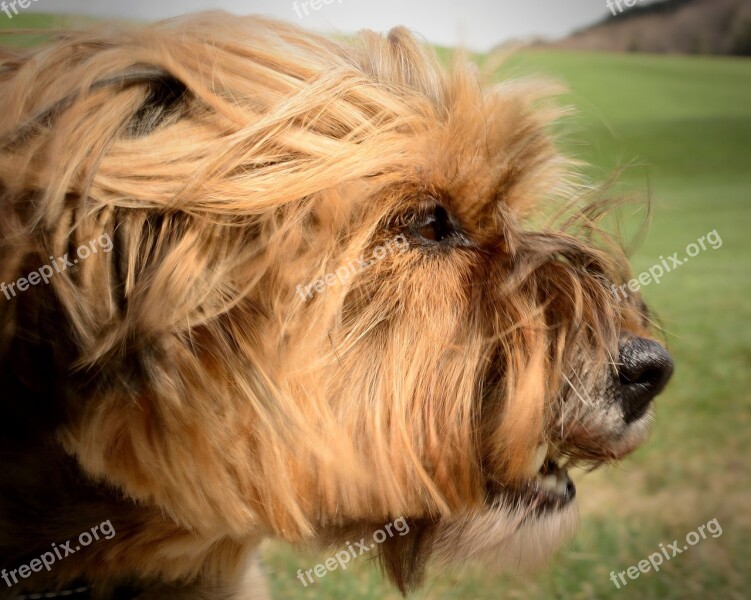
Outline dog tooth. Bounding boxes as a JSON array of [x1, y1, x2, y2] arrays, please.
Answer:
[[554, 471, 570, 495], [540, 474, 557, 491], [527, 443, 548, 477]]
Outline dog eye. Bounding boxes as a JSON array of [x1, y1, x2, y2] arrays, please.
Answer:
[[411, 203, 458, 244]]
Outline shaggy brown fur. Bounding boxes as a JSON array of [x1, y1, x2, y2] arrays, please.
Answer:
[[0, 12, 671, 599]]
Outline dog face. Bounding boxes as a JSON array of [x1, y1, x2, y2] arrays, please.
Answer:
[[0, 13, 672, 592]]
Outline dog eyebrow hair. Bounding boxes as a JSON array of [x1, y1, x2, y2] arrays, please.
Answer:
[[0, 65, 188, 149]]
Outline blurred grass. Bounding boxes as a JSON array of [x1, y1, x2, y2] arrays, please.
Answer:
[[1, 16, 749, 599], [0, 12, 100, 47]]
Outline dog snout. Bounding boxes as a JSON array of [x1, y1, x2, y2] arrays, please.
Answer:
[[617, 337, 674, 423]]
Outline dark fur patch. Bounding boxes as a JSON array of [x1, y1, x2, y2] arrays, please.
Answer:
[[126, 74, 188, 138], [378, 519, 436, 594]]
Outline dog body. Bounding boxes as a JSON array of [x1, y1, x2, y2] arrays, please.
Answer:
[[0, 13, 672, 599]]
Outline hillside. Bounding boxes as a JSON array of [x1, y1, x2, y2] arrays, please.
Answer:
[[550, 0, 751, 55]]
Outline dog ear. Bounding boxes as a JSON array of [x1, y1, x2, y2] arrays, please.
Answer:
[[0, 59, 191, 360], [1, 66, 189, 157]]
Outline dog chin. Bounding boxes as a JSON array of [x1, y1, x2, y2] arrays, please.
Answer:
[[431, 500, 579, 571], [612, 410, 654, 457]]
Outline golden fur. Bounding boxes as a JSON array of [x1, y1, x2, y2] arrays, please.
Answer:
[[0, 12, 662, 599]]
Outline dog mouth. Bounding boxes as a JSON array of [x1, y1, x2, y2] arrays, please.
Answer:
[[491, 443, 577, 513], [521, 443, 576, 511]]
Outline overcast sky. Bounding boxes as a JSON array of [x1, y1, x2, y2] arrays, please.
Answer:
[[27, 0, 620, 51]]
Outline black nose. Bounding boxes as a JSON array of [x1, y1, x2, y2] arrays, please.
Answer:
[[617, 337, 673, 423]]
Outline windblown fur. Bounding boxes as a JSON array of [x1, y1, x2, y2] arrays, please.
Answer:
[[0, 12, 659, 599]]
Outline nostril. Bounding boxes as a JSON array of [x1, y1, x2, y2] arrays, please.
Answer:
[[619, 361, 671, 391], [617, 337, 674, 423]]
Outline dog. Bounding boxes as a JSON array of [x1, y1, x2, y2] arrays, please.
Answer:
[[0, 12, 673, 599]]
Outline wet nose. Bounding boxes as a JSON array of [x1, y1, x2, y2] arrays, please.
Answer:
[[617, 337, 674, 423]]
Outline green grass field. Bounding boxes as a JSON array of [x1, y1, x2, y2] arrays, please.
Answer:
[[2, 14, 749, 600], [0, 12, 101, 46]]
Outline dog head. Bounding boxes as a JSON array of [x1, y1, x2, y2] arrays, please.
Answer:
[[0, 13, 672, 591]]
